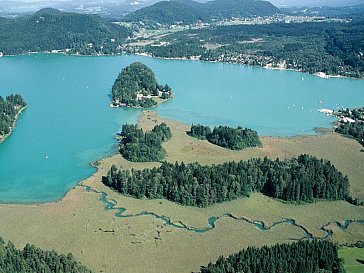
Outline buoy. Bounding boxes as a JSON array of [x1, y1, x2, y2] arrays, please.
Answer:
[[45, 155, 48, 159]]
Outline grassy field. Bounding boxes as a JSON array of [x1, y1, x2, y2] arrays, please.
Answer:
[[140, 110, 364, 199], [0, 110, 363, 273], [339, 247, 364, 273]]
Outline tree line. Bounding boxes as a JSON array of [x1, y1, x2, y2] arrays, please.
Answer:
[[188, 124, 261, 150], [0, 236, 91, 273], [119, 123, 172, 162], [0, 94, 27, 137], [103, 154, 349, 207], [199, 240, 344, 273]]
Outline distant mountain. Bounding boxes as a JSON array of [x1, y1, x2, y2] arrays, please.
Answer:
[[204, 0, 280, 19], [0, 8, 130, 55], [124, 0, 280, 25], [124, 0, 208, 24], [270, 0, 364, 8], [282, 3, 364, 17]]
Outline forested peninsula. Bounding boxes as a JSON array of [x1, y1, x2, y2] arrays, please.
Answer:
[[188, 124, 261, 150], [334, 107, 364, 147], [0, 236, 91, 273], [111, 62, 173, 108], [200, 240, 344, 273], [104, 154, 349, 207], [0, 94, 27, 143]]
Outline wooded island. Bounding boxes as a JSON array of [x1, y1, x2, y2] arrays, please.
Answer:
[[111, 62, 173, 108], [188, 124, 262, 150], [118, 123, 172, 162]]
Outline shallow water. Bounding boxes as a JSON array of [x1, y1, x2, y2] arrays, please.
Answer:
[[0, 53, 363, 203]]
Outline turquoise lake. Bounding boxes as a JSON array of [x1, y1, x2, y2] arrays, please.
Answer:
[[0, 53, 363, 203]]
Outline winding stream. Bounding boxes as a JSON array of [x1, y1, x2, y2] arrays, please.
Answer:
[[83, 185, 364, 240]]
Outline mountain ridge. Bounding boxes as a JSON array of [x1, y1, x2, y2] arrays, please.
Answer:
[[124, 0, 280, 25], [0, 8, 130, 55]]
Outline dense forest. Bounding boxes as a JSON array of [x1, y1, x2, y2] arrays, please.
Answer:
[[103, 154, 349, 207], [335, 107, 364, 146], [0, 236, 91, 273], [199, 240, 344, 273], [135, 19, 364, 78], [0, 8, 130, 55], [188, 124, 261, 150], [0, 94, 26, 138], [119, 123, 172, 162], [111, 62, 173, 107], [124, 0, 279, 25]]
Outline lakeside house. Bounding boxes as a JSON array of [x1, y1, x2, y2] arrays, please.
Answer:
[[340, 116, 356, 123], [318, 108, 358, 124], [318, 108, 334, 115]]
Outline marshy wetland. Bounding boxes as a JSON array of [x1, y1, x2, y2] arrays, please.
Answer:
[[0, 54, 363, 273]]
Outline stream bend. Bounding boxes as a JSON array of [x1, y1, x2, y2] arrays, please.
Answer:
[[82, 185, 364, 240]]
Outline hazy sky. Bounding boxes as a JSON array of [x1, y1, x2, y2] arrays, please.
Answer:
[[3, 0, 364, 7]]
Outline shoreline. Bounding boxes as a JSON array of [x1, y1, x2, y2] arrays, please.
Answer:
[[110, 95, 173, 109], [0, 105, 28, 145], [134, 52, 359, 80], [0, 111, 363, 273], [0, 110, 349, 206], [2, 51, 361, 80]]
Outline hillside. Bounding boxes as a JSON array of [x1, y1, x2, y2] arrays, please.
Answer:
[[124, 1, 209, 24], [124, 0, 280, 25], [139, 18, 364, 78], [204, 0, 280, 19], [0, 8, 130, 55], [283, 3, 364, 17]]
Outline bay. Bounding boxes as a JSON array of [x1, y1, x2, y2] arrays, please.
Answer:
[[0, 53, 363, 203]]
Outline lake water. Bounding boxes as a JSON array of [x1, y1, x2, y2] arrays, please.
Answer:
[[0, 53, 363, 203]]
